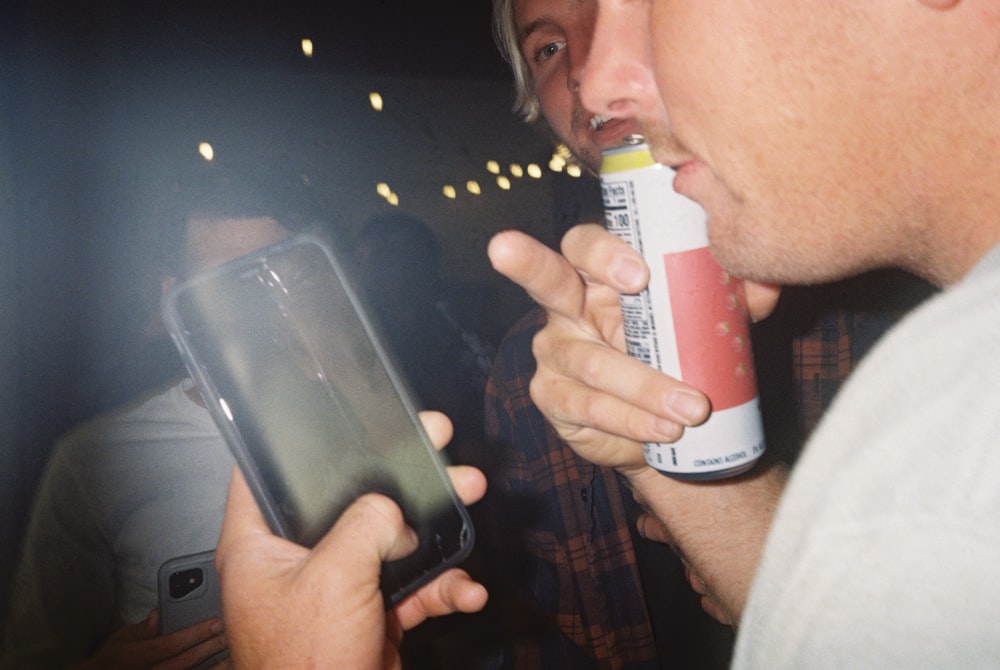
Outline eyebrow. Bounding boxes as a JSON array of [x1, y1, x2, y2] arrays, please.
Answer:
[[517, 17, 557, 49]]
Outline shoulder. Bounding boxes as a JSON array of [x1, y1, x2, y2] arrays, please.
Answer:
[[738, 254, 1000, 668], [52, 381, 222, 473]]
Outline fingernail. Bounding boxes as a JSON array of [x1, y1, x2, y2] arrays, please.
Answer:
[[652, 417, 683, 442], [609, 253, 644, 289], [668, 389, 708, 425]]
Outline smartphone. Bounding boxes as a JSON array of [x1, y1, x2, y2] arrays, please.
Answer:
[[158, 550, 222, 633], [157, 551, 227, 668], [162, 234, 474, 607]]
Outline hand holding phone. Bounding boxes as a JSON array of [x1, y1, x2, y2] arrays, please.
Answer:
[[215, 434, 488, 670], [163, 235, 475, 607]]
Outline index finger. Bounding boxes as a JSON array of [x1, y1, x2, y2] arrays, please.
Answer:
[[488, 230, 592, 321], [560, 223, 649, 293], [418, 410, 487, 507]]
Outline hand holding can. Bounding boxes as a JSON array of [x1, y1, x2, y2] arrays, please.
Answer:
[[600, 139, 765, 480]]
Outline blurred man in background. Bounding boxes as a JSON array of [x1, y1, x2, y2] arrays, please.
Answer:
[[1, 171, 295, 670]]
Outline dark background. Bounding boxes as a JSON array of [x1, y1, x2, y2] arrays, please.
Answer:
[[0, 0, 602, 620], [0, 0, 511, 78]]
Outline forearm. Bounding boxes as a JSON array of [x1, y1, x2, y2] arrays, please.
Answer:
[[624, 458, 787, 623]]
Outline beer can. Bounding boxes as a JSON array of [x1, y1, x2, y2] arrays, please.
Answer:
[[600, 139, 765, 480]]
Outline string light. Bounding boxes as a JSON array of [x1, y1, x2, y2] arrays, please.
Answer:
[[198, 142, 214, 161], [360, 85, 561, 203], [566, 164, 582, 178], [301, 38, 314, 58], [375, 181, 399, 205], [554, 143, 573, 160]]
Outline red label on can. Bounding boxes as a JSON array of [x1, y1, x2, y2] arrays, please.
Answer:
[[663, 247, 757, 411]]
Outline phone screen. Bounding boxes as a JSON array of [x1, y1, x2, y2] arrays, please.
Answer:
[[164, 235, 474, 606]]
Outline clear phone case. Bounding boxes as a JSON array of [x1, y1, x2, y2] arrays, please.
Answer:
[[162, 234, 474, 607]]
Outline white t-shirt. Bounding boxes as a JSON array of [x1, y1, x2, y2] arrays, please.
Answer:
[[2, 381, 232, 669], [734, 244, 1000, 668]]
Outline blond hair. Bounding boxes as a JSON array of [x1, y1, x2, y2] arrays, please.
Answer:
[[492, 0, 541, 122]]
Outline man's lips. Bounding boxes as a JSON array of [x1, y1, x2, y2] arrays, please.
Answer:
[[588, 115, 638, 147], [590, 113, 613, 131], [670, 160, 703, 203]]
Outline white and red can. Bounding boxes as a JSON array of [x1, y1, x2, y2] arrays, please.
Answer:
[[600, 139, 765, 480]]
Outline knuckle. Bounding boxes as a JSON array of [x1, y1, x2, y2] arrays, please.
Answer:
[[575, 346, 607, 387], [355, 493, 405, 530], [576, 392, 605, 429], [530, 327, 554, 360], [527, 372, 546, 406], [559, 223, 586, 255]]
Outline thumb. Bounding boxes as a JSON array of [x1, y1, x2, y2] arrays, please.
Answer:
[[312, 493, 418, 574], [743, 280, 782, 322], [217, 467, 271, 561]]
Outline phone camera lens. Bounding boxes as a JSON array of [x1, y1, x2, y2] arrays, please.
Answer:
[[169, 568, 205, 599]]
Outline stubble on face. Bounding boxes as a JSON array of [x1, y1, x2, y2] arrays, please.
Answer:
[[565, 103, 602, 171], [641, 1, 953, 286]]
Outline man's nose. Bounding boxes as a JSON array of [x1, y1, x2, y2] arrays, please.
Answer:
[[579, 0, 661, 122]]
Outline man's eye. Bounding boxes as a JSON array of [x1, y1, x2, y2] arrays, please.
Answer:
[[537, 41, 565, 62]]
